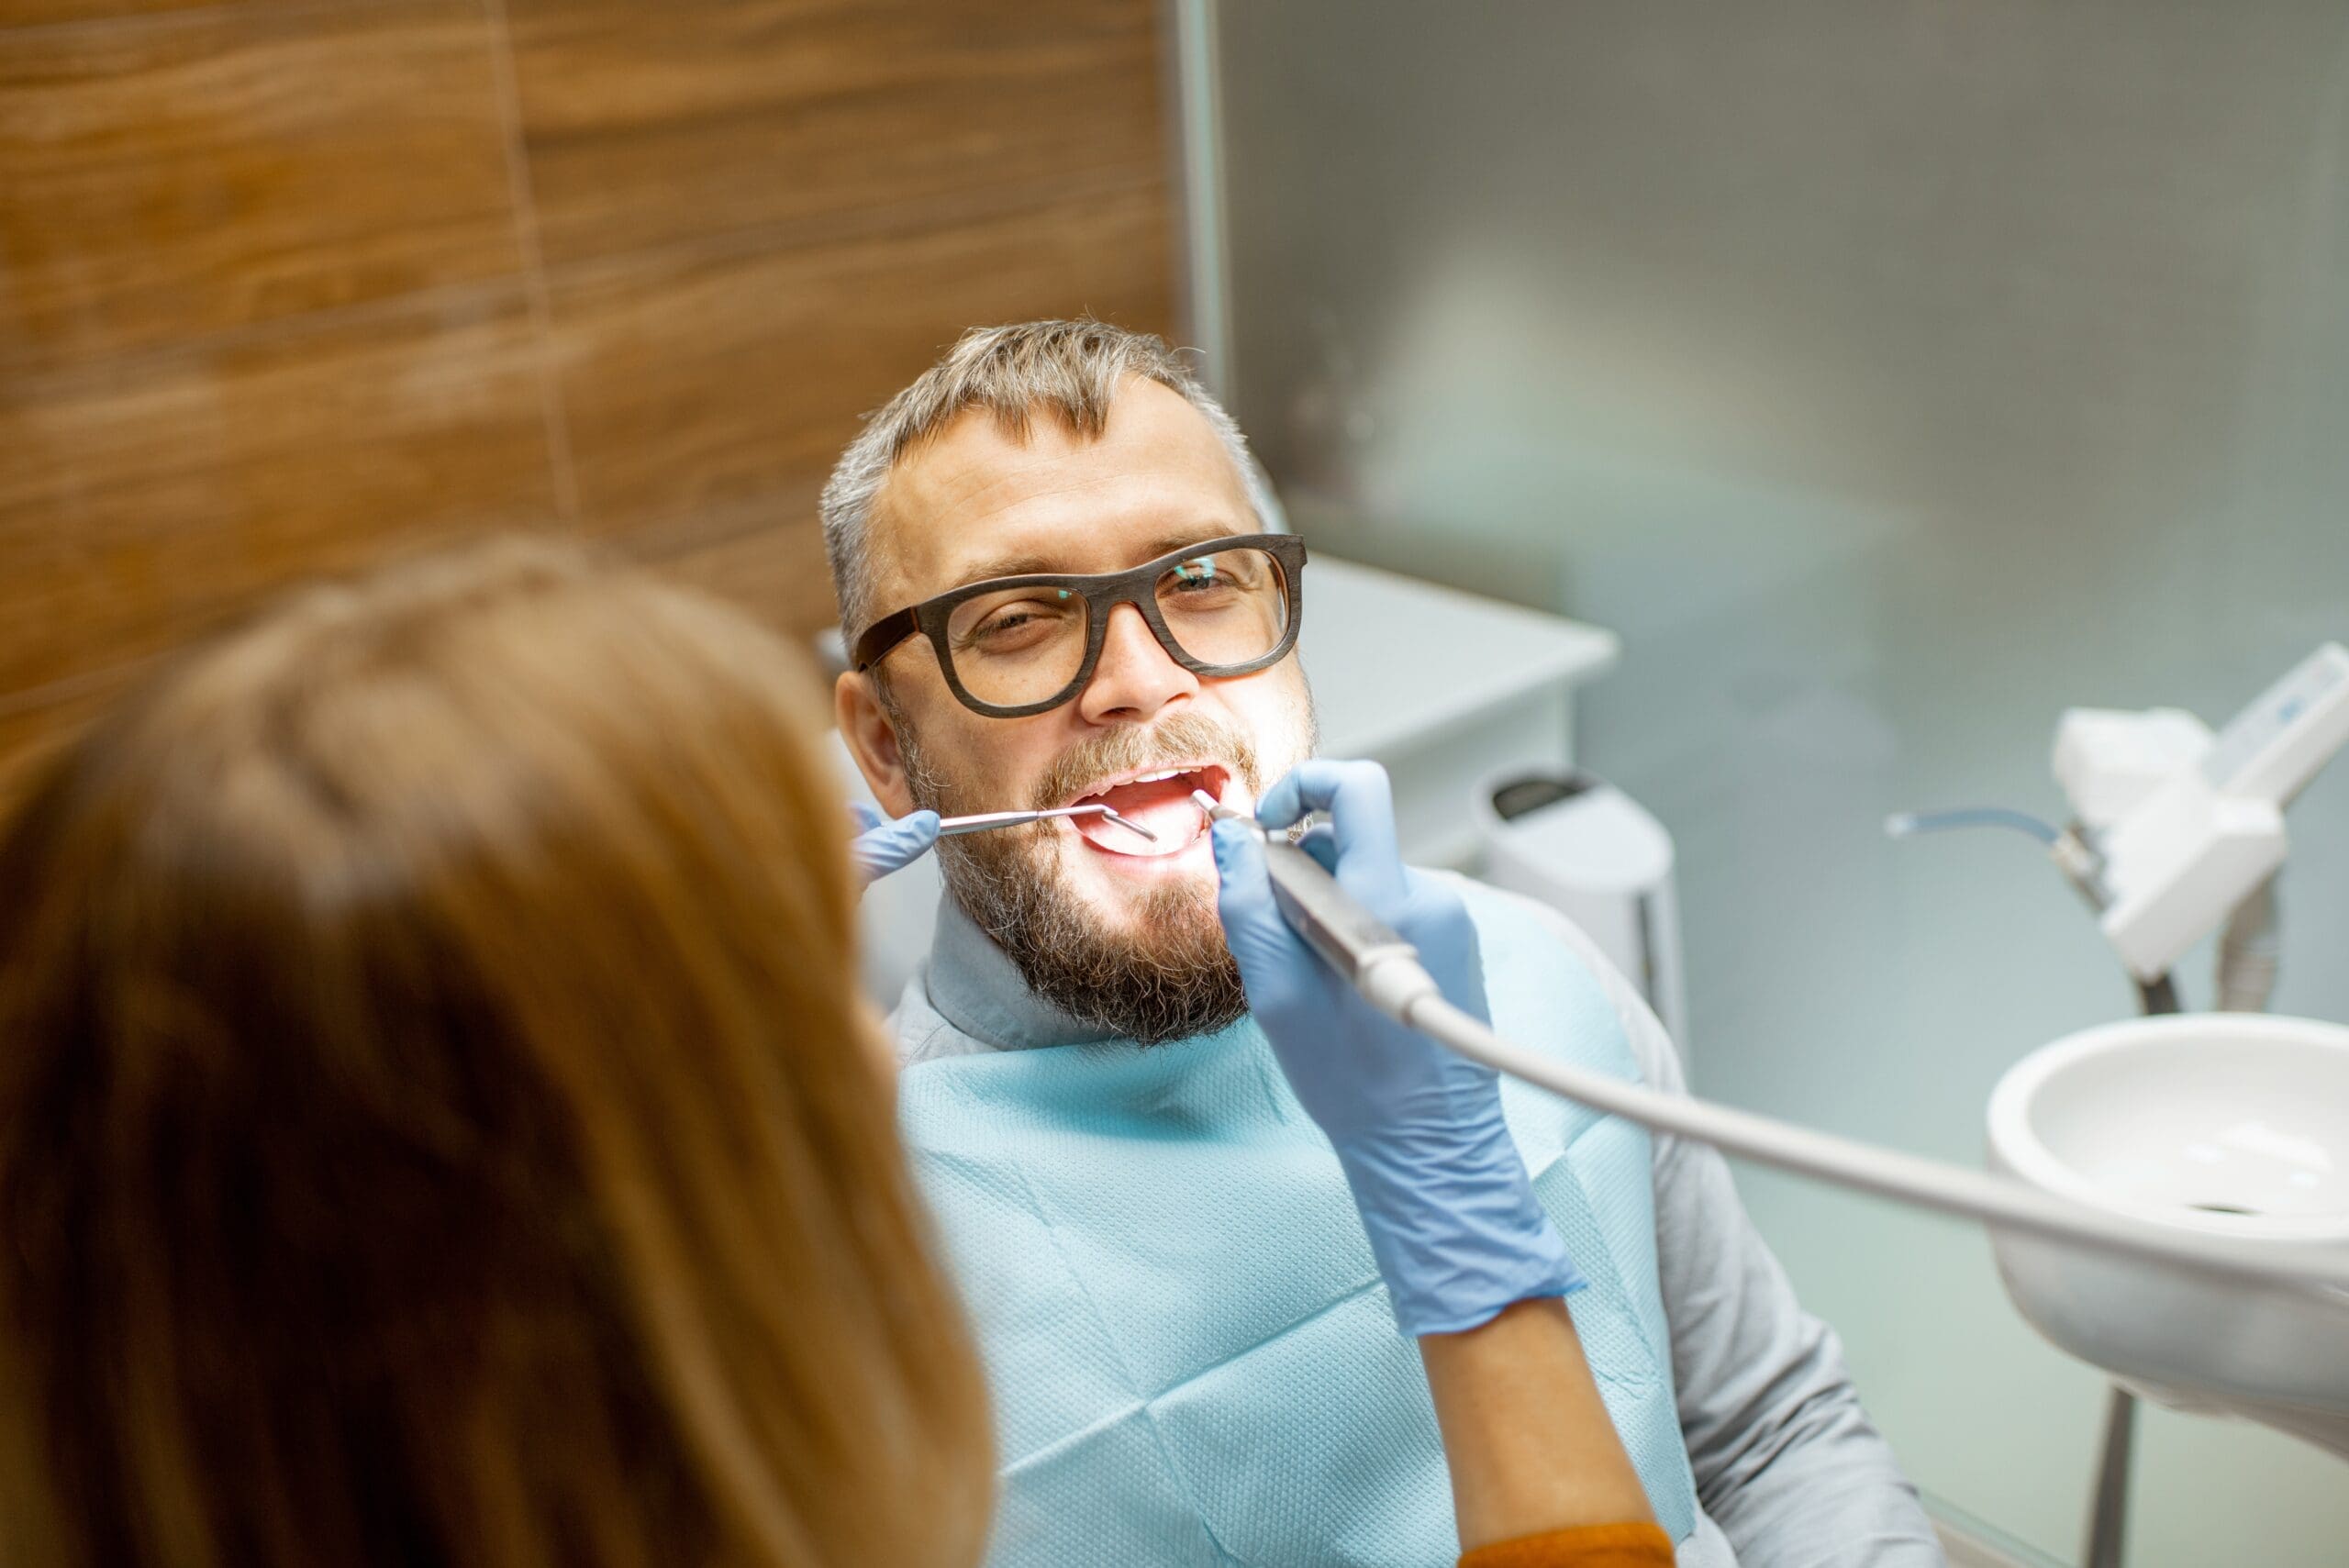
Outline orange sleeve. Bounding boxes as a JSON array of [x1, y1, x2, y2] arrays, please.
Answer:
[[1458, 1521, 1677, 1568]]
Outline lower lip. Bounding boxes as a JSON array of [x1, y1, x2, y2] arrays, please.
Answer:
[[1075, 824, 1210, 873]]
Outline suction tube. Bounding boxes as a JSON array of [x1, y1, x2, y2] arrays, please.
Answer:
[[1403, 992, 2348, 1294], [1215, 802, 2349, 1296]]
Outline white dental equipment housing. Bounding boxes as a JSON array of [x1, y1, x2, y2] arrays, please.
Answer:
[[2058, 643, 2349, 983], [1474, 771, 1690, 1061]]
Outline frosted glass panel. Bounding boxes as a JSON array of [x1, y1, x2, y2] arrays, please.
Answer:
[[1216, 4, 2349, 1562]]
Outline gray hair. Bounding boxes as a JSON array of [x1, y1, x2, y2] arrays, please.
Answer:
[[819, 319, 1278, 639]]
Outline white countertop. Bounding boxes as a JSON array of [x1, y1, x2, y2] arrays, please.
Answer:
[[1304, 555, 1619, 760]]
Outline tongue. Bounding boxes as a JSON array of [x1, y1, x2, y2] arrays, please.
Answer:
[[1074, 775, 1206, 855]]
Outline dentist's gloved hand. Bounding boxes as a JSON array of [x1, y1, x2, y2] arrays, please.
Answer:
[[849, 803, 940, 886], [1211, 760, 1583, 1338]]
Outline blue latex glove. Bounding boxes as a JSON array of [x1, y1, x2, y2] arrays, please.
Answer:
[[849, 803, 940, 885], [1211, 760, 1583, 1336]]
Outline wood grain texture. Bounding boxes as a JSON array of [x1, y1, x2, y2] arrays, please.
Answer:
[[0, 291, 563, 706], [0, 0, 522, 369], [0, 2, 301, 26], [0, 677, 116, 807], [0, 0, 1175, 789], [647, 514, 838, 636], [507, 0, 1165, 269], [551, 181, 1173, 606]]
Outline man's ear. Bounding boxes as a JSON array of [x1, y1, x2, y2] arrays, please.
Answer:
[[836, 671, 916, 817]]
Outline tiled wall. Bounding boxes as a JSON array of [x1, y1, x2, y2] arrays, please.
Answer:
[[0, 0, 1174, 788]]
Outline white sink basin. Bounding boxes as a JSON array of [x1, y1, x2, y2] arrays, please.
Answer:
[[1987, 1013, 2349, 1460]]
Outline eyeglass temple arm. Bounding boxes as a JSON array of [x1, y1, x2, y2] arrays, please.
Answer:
[[849, 607, 920, 672]]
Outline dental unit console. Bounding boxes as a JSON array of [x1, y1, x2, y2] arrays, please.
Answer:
[[1192, 788, 2349, 1298], [1887, 646, 2349, 1513], [2069, 642, 2349, 983], [1895, 643, 2349, 993]]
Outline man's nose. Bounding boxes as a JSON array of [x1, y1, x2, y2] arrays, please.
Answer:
[[1076, 602, 1198, 725]]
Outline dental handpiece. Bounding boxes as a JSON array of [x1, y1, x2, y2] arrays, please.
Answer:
[[1192, 791, 1442, 1019], [936, 804, 1159, 842], [1192, 792, 2349, 1293]]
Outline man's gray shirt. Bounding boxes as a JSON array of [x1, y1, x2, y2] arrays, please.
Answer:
[[896, 884, 1943, 1568]]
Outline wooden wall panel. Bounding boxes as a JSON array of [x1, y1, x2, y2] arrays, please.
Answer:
[[0, 682, 114, 808], [0, 2, 273, 27], [653, 521, 840, 642], [550, 183, 1170, 574], [0, 1, 522, 370], [0, 0, 1174, 795], [0, 296, 562, 700], [507, 0, 1164, 267]]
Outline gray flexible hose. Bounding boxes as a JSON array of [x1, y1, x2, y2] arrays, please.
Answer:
[[1235, 801, 2349, 1296], [1383, 984, 2349, 1296]]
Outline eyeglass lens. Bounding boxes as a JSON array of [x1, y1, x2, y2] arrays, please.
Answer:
[[941, 546, 1291, 708]]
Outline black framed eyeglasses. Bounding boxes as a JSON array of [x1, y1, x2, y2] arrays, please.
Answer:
[[851, 533, 1308, 718]]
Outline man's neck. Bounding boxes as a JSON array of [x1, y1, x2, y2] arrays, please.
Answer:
[[923, 893, 1114, 1051]]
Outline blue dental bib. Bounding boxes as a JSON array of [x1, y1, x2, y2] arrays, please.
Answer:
[[898, 881, 1698, 1567]]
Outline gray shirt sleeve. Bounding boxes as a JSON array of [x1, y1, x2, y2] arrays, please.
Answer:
[[1508, 895, 1944, 1567]]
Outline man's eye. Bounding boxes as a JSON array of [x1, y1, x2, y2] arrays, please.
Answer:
[[1165, 562, 1254, 605], [958, 595, 1076, 651], [982, 608, 1042, 635]]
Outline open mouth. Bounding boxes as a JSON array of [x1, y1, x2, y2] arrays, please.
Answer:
[[1064, 762, 1231, 858]]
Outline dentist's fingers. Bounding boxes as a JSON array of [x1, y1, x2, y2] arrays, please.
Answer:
[[1255, 759, 1332, 830], [1210, 820, 1319, 1012], [849, 801, 885, 832], [1293, 821, 1339, 873], [1256, 760, 1405, 906], [851, 809, 940, 884]]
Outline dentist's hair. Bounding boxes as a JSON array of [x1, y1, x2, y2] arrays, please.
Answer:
[[819, 317, 1279, 637], [0, 540, 992, 1568]]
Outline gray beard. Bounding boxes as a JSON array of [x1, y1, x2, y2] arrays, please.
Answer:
[[942, 838, 1246, 1047], [896, 709, 1264, 1047]]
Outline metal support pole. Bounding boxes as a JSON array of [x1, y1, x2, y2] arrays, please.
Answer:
[[2083, 1387, 2137, 1568], [2081, 971, 2177, 1568]]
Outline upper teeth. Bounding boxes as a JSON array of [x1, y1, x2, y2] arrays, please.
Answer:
[[1131, 769, 1186, 784]]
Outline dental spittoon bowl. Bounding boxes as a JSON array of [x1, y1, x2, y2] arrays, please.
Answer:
[[1987, 1013, 2349, 1461]]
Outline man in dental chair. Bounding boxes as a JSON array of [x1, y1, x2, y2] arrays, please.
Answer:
[[828, 319, 1942, 1567]]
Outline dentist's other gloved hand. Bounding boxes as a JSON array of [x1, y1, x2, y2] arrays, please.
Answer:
[[848, 803, 940, 886], [1211, 760, 1583, 1337]]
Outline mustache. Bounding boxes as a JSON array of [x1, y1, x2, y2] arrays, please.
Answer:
[[1029, 711, 1261, 812]]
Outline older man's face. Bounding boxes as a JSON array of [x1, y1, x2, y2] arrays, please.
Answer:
[[836, 379, 1313, 1029]]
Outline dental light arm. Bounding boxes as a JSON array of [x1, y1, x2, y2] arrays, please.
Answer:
[[1199, 795, 2349, 1296], [2066, 643, 2349, 984]]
